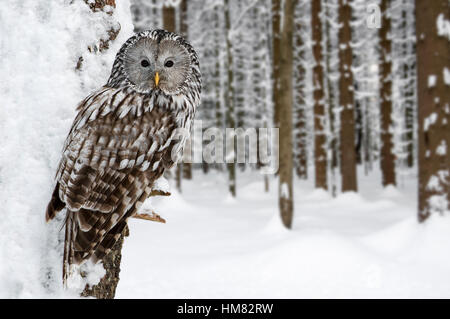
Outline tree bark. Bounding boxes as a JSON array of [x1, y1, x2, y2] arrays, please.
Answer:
[[179, 0, 188, 36], [178, 0, 192, 180], [402, 0, 415, 168], [324, 0, 338, 196], [213, 5, 224, 173], [224, 0, 236, 197], [338, 0, 358, 192], [416, 0, 450, 222], [276, 0, 295, 228], [163, 2, 176, 33], [164, 1, 179, 189], [79, 0, 124, 299], [272, 0, 281, 128], [294, 0, 308, 179], [81, 227, 128, 298], [379, 0, 396, 187], [312, 0, 328, 190]]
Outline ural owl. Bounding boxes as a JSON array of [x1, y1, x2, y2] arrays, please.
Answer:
[[45, 30, 201, 284]]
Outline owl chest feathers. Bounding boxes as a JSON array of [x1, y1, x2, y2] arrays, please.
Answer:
[[57, 86, 195, 194]]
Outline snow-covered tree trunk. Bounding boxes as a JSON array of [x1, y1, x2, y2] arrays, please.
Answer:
[[338, 0, 357, 192], [276, 0, 295, 228], [324, 0, 339, 195], [400, 0, 417, 169], [131, 0, 161, 32], [272, 0, 282, 129], [312, 0, 328, 190], [416, 0, 450, 222], [179, 0, 193, 180], [379, 0, 396, 187], [78, 0, 125, 299], [293, 0, 308, 179], [224, 0, 237, 196], [213, 3, 225, 173]]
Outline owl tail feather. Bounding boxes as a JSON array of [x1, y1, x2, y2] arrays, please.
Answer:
[[46, 183, 66, 222], [62, 210, 75, 287], [62, 208, 125, 288]]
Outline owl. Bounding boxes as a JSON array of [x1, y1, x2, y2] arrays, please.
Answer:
[[45, 29, 201, 284]]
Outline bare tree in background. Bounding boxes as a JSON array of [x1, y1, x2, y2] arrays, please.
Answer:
[[312, 0, 327, 190], [416, 0, 450, 222], [338, 0, 357, 192], [179, 0, 193, 181], [274, 0, 295, 228], [162, 0, 181, 191], [272, 0, 281, 129], [162, 1, 176, 33], [224, 0, 236, 197], [293, 0, 308, 180], [379, 0, 396, 187]]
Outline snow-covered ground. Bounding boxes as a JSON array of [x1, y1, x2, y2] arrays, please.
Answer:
[[117, 169, 450, 298]]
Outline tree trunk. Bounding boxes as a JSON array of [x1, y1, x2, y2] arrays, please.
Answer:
[[276, 0, 295, 228], [179, 0, 188, 36], [402, 0, 415, 168], [79, 0, 123, 299], [164, 1, 179, 189], [379, 0, 396, 186], [338, 0, 358, 192], [179, 0, 192, 180], [163, 3, 176, 33], [224, 0, 236, 197], [213, 5, 224, 173], [272, 0, 281, 128], [294, 0, 308, 179], [312, 0, 328, 190], [81, 227, 128, 298], [324, 0, 338, 196], [416, 0, 450, 222]]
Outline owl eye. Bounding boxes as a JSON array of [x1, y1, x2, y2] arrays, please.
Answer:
[[164, 60, 174, 68], [141, 59, 150, 67]]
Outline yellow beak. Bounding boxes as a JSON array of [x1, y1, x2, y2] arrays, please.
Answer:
[[154, 72, 160, 87]]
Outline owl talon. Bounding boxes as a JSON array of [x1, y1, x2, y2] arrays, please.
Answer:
[[133, 212, 166, 223]]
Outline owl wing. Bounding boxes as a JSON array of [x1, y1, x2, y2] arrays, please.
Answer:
[[50, 87, 181, 273], [56, 86, 178, 213]]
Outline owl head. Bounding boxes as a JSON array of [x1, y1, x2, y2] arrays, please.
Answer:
[[107, 29, 200, 96]]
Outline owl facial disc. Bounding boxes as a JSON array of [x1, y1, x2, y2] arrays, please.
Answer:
[[121, 31, 192, 95]]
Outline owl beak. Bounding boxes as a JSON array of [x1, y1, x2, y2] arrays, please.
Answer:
[[154, 72, 160, 87]]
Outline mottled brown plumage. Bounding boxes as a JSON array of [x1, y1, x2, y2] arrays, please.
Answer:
[[45, 30, 201, 284]]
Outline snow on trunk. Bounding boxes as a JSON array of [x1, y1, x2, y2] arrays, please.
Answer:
[[0, 0, 133, 297]]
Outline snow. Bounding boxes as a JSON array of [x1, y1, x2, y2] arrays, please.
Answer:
[[1, 0, 449, 299], [428, 75, 437, 88], [424, 112, 437, 131], [66, 261, 106, 291], [154, 176, 171, 193], [444, 67, 450, 85], [280, 182, 289, 199], [436, 13, 450, 40], [436, 140, 447, 156], [0, 0, 134, 298], [115, 169, 450, 298]]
